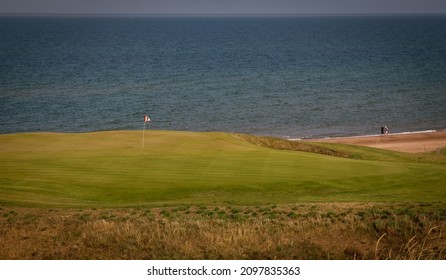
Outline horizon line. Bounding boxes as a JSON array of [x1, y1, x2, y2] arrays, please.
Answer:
[[1, 12, 446, 17]]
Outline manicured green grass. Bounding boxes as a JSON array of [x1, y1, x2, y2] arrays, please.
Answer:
[[0, 130, 445, 207]]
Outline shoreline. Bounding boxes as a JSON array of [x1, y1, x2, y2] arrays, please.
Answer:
[[302, 129, 446, 153], [1, 128, 445, 154]]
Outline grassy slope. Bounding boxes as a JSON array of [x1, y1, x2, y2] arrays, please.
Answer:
[[1, 203, 445, 259], [0, 130, 445, 207]]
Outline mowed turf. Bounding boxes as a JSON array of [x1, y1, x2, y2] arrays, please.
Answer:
[[0, 130, 445, 207]]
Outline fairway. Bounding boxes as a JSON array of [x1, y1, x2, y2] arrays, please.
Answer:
[[0, 130, 445, 207]]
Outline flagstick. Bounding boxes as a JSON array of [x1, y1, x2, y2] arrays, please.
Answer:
[[142, 121, 146, 149]]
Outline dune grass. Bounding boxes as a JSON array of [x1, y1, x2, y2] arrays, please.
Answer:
[[1, 203, 444, 259], [0, 130, 445, 207]]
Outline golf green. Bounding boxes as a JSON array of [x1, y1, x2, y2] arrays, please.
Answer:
[[0, 130, 445, 207]]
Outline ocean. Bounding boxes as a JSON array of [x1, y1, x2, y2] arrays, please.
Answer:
[[1, 15, 446, 139]]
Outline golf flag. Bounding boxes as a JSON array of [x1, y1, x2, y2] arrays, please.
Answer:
[[142, 115, 150, 149]]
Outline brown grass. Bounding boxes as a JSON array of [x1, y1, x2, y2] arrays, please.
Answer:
[[0, 203, 444, 260], [237, 134, 353, 158]]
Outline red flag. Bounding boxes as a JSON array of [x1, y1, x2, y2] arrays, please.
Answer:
[[144, 115, 151, 122]]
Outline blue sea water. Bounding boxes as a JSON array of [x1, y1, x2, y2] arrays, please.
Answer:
[[1, 15, 446, 138]]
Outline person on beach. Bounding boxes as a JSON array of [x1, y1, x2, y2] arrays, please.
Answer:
[[384, 126, 389, 134]]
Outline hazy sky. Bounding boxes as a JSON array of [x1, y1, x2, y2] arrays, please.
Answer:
[[1, 0, 446, 14]]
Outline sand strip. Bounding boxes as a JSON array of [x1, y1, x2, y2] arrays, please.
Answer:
[[306, 130, 446, 153]]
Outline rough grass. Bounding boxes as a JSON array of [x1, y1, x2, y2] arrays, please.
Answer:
[[0, 130, 445, 207], [236, 134, 353, 158], [0, 203, 444, 260]]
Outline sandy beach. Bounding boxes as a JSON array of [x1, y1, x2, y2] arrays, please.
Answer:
[[307, 130, 446, 153]]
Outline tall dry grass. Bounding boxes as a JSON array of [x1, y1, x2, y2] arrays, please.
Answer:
[[0, 203, 444, 259]]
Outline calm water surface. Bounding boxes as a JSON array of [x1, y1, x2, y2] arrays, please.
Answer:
[[1, 15, 446, 138]]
